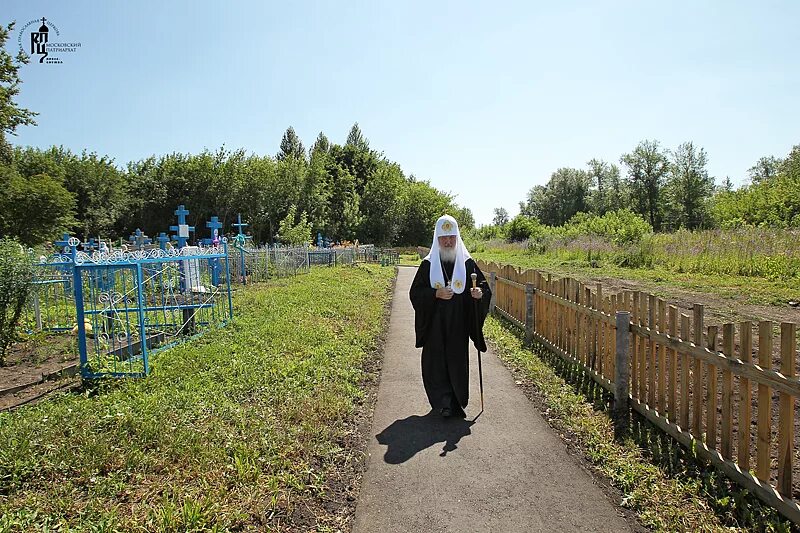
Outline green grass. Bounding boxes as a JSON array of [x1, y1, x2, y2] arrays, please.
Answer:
[[398, 253, 420, 267], [474, 249, 800, 308], [485, 316, 792, 532], [0, 264, 395, 532]]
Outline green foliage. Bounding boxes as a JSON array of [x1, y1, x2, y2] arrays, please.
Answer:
[[664, 142, 714, 230], [0, 164, 75, 245], [1, 123, 473, 247], [0, 238, 33, 365], [521, 167, 591, 226], [277, 205, 312, 245], [0, 22, 37, 163], [277, 126, 305, 161], [563, 209, 652, 246], [711, 145, 800, 229], [620, 139, 669, 230], [492, 207, 509, 226], [505, 214, 545, 242], [0, 265, 394, 529], [396, 179, 454, 246]]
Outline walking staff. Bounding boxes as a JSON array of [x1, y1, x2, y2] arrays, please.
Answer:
[[471, 272, 484, 412]]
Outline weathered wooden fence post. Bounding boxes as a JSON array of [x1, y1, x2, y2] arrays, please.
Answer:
[[614, 310, 631, 437], [488, 272, 497, 313], [525, 283, 535, 343]]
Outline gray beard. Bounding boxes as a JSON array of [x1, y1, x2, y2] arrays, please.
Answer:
[[439, 246, 457, 263]]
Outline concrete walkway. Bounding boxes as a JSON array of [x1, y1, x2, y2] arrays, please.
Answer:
[[352, 267, 632, 533]]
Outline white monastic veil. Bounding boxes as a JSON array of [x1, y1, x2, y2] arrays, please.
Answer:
[[424, 214, 472, 294]]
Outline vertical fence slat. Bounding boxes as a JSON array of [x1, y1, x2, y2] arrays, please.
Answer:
[[721, 323, 734, 460], [706, 326, 719, 449], [657, 299, 666, 414], [631, 292, 640, 400], [692, 304, 705, 440], [756, 321, 773, 483], [680, 314, 691, 429], [639, 294, 648, 402], [668, 305, 678, 421], [648, 295, 657, 408], [738, 321, 753, 472], [778, 322, 796, 496]]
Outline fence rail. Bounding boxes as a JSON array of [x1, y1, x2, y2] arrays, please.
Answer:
[[477, 259, 800, 524]]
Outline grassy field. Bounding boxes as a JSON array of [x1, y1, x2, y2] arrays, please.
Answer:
[[485, 316, 791, 532], [474, 248, 800, 309], [0, 264, 395, 532]]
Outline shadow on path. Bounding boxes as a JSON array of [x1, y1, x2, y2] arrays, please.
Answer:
[[376, 411, 475, 464]]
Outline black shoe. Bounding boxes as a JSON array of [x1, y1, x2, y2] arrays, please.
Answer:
[[440, 407, 452, 418]]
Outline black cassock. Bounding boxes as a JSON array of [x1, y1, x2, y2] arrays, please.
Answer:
[[409, 258, 491, 416]]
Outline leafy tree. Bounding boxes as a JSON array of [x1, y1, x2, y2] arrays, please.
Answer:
[[325, 161, 361, 240], [0, 166, 75, 245], [452, 206, 475, 230], [748, 156, 781, 184], [520, 168, 591, 226], [299, 149, 332, 234], [505, 215, 544, 242], [587, 159, 626, 214], [0, 238, 33, 366], [311, 132, 330, 156], [664, 142, 713, 230], [277, 126, 306, 161], [397, 179, 453, 246], [620, 139, 669, 230], [492, 207, 509, 226], [346, 122, 369, 151], [359, 161, 405, 245], [0, 22, 37, 163], [277, 205, 312, 245]]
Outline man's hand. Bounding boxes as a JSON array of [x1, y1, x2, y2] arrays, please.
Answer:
[[470, 287, 483, 300], [436, 287, 454, 300]]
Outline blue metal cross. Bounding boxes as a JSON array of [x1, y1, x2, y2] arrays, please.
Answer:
[[54, 233, 71, 252], [83, 238, 98, 252], [128, 228, 152, 250], [169, 204, 195, 249], [233, 213, 248, 236], [206, 216, 223, 244], [157, 232, 171, 250]]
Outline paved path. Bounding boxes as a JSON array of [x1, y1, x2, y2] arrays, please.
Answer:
[[352, 267, 632, 533]]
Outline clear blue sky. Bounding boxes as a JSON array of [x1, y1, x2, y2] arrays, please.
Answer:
[[4, 0, 799, 225]]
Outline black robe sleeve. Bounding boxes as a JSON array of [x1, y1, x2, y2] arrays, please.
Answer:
[[466, 258, 491, 353], [409, 260, 436, 348]]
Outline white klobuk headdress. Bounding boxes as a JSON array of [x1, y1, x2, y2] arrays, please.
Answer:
[[424, 214, 472, 294]]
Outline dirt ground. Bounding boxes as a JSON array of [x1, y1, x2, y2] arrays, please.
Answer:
[[0, 333, 78, 411]]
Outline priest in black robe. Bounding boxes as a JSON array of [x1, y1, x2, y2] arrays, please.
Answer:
[[409, 215, 491, 418]]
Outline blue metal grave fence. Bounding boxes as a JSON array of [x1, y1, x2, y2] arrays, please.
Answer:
[[228, 245, 310, 284], [22, 252, 76, 332], [69, 241, 233, 378]]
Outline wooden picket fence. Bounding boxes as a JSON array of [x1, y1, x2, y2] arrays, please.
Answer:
[[476, 260, 800, 524]]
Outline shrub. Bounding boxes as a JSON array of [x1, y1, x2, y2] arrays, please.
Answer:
[[0, 238, 34, 365]]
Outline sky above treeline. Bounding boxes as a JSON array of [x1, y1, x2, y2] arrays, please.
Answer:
[[4, 1, 799, 225]]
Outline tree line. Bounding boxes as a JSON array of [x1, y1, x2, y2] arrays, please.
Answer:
[[498, 140, 800, 235], [0, 126, 475, 247]]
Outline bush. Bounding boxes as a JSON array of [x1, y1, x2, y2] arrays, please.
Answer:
[[0, 238, 34, 365], [506, 215, 546, 242], [564, 209, 652, 246]]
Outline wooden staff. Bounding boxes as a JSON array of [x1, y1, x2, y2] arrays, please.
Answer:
[[471, 272, 484, 412]]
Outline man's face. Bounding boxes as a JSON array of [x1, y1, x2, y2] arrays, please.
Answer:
[[438, 235, 456, 249]]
